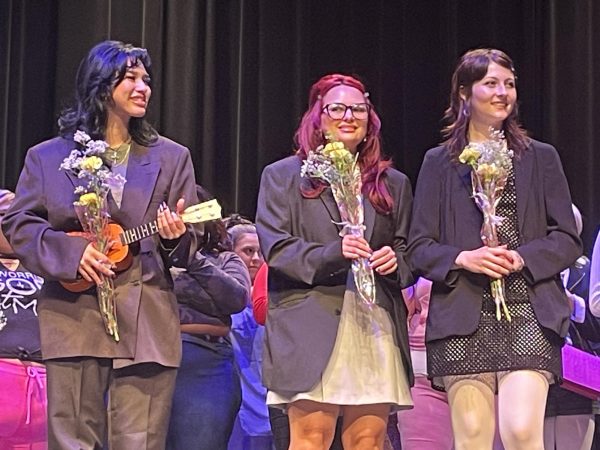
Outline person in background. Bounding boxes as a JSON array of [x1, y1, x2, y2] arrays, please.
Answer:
[[584, 221, 600, 449], [408, 48, 581, 449], [397, 277, 454, 450], [543, 205, 597, 450], [2, 40, 200, 449], [589, 226, 600, 319], [0, 189, 47, 450], [256, 73, 414, 450], [167, 186, 249, 450], [225, 216, 275, 450]]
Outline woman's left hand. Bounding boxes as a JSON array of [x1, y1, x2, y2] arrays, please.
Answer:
[[157, 198, 187, 240], [370, 245, 398, 276]]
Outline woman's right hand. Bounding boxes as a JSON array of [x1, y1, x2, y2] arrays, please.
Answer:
[[78, 242, 115, 285], [341, 234, 372, 260], [454, 245, 514, 279]]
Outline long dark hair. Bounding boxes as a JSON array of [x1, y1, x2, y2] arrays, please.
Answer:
[[295, 74, 393, 215], [442, 48, 529, 159], [58, 40, 158, 146], [196, 185, 231, 254]]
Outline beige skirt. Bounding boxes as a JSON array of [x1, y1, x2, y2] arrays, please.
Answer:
[[267, 288, 413, 412]]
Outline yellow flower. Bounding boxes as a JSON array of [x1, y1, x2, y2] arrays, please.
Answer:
[[458, 145, 481, 165], [323, 142, 352, 162], [476, 163, 499, 181], [78, 192, 100, 208], [80, 156, 103, 172], [323, 141, 346, 154]]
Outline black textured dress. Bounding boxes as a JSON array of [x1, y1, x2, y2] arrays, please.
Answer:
[[427, 164, 563, 390]]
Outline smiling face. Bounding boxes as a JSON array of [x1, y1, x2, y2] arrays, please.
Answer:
[[108, 63, 152, 123], [320, 85, 368, 153], [465, 62, 517, 130]]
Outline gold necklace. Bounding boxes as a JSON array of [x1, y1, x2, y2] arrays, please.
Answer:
[[105, 138, 132, 166]]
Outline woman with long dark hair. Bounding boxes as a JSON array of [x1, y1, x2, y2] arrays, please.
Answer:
[[408, 48, 582, 449], [2, 40, 200, 449], [255, 73, 414, 449]]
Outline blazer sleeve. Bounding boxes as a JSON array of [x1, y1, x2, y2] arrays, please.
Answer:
[[517, 145, 582, 284], [173, 251, 250, 316], [255, 161, 349, 286], [408, 149, 462, 284], [388, 170, 415, 288], [159, 145, 202, 268], [1, 145, 89, 280]]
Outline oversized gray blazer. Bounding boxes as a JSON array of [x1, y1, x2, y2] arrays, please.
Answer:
[[408, 140, 582, 344], [2, 136, 199, 368], [255, 155, 414, 394]]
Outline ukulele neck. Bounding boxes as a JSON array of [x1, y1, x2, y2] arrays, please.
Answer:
[[120, 221, 160, 245]]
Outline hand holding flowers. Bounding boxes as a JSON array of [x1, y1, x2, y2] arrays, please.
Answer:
[[457, 128, 515, 321], [60, 130, 126, 341], [301, 137, 377, 305]]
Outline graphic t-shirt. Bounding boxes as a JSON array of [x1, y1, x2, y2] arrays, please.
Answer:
[[0, 260, 44, 361]]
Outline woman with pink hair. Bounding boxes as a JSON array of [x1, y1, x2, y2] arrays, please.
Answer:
[[255, 74, 414, 449]]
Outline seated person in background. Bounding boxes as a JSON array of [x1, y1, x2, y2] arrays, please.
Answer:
[[167, 186, 249, 450], [0, 189, 47, 450], [544, 205, 598, 450], [225, 215, 275, 450]]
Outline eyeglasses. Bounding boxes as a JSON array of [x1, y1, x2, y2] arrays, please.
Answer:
[[322, 103, 370, 120]]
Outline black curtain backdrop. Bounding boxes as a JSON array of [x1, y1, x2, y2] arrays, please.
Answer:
[[1, 0, 598, 251]]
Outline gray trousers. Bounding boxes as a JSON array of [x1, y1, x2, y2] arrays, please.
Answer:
[[46, 357, 177, 450]]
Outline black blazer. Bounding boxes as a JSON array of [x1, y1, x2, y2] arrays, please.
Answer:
[[408, 140, 582, 343], [255, 155, 414, 394]]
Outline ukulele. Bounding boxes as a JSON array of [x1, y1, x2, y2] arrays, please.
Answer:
[[61, 199, 222, 292]]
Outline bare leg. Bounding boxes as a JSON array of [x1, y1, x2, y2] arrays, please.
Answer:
[[497, 370, 548, 450], [447, 379, 495, 450], [341, 403, 390, 450], [287, 400, 339, 450]]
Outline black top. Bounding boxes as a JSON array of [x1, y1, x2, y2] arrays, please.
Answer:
[[0, 260, 44, 361]]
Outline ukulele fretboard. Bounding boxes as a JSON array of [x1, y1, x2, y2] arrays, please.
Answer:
[[120, 221, 160, 245]]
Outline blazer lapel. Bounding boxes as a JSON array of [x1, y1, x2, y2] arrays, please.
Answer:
[[319, 187, 375, 241], [363, 196, 375, 242], [454, 162, 473, 198], [514, 148, 534, 234], [116, 142, 160, 229], [319, 187, 342, 232], [64, 170, 83, 190]]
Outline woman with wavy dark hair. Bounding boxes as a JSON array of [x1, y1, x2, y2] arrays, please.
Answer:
[[2, 40, 200, 449], [255, 73, 414, 449], [408, 48, 581, 449]]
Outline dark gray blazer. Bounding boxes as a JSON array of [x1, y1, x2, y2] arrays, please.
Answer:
[[408, 140, 582, 343], [2, 136, 200, 368], [256, 155, 414, 394]]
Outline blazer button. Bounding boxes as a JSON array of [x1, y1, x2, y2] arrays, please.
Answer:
[[335, 309, 341, 315]]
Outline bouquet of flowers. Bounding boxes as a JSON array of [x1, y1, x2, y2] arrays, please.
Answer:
[[300, 137, 376, 305], [60, 130, 127, 340], [458, 129, 514, 321]]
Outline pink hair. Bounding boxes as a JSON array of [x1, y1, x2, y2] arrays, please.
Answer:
[[295, 74, 393, 215]]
